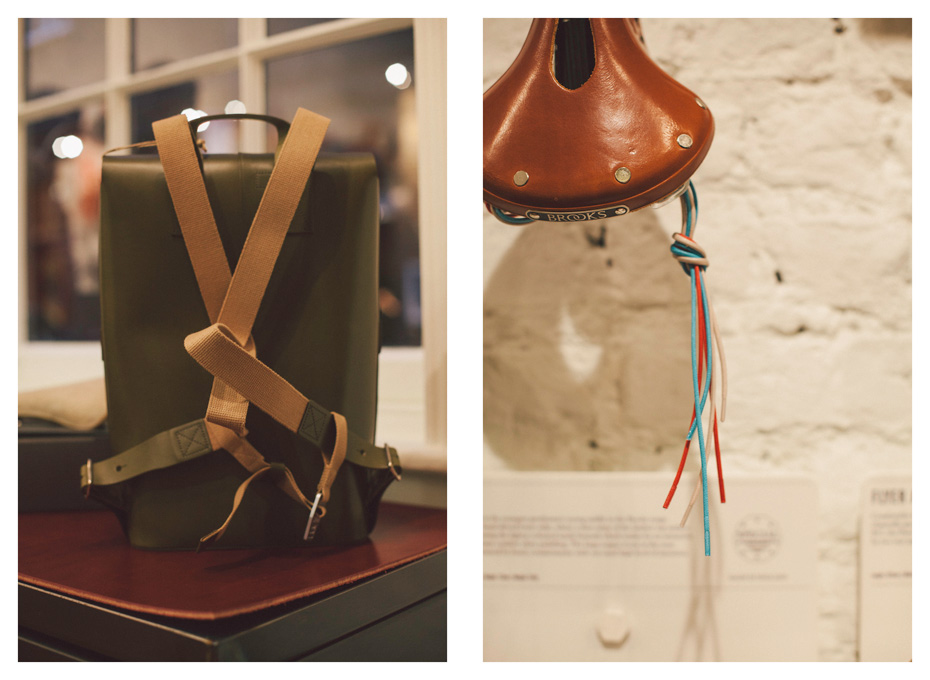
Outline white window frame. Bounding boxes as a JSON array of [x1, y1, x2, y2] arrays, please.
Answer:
[[17, 17, 446, 472]]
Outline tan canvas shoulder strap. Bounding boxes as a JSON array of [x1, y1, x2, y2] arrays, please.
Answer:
[[216, 108, 328, 345], [149, 109, 346, 545], [151, 118, 231, 322], [152, 114, 252, 436], [152, 110, 330, 437]]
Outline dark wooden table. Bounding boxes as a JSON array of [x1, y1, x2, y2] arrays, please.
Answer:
[[19, 504, 446, 661]]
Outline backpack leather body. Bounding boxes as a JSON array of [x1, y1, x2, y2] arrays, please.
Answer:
[[484, 18, 714, 218], [98, 151, 394, 549]]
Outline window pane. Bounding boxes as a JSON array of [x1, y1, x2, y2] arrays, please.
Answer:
[[24, 19, 105, 100], [266, 29, 420, 346], [130, 70, 239, 151], [267, 19, 339, 36], [26, 104, 105, 340], [133, 19, 238, 72]]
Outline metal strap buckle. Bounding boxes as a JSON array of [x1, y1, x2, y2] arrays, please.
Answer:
[[385, 445, 401, 481], [303, 491, 324, 541], [84, 458, 93, 499]]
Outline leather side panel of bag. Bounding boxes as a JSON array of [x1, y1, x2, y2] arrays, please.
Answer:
[[99, 152, 391, 549], [483, 18, 714, 216]]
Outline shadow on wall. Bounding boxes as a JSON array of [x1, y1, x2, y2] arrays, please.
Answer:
[[856, 18, 912, 38], [484, 208, 699, 471]]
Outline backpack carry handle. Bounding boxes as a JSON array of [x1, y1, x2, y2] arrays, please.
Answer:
[[105, 113, 293, 158], [189, 112, 291, 158]]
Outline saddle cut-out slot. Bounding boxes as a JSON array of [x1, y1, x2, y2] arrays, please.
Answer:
[[553, 19, 595, 90]]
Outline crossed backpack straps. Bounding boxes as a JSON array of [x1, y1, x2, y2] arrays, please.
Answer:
[[81, 109, 400, 548]]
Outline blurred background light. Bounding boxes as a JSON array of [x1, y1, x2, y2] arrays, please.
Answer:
[[224, 99, 247, 114], [182, 107, 210, 131], [385, 62, 411, 89], [52, 134, 83, 159]]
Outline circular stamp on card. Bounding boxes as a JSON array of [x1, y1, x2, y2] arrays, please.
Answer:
[[734, 514, 780, 562]]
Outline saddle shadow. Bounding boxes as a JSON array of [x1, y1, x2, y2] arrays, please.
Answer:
[[484, 208, 695, 471]]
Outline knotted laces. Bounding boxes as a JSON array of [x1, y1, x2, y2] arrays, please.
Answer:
[[662, 182, 728, 556]]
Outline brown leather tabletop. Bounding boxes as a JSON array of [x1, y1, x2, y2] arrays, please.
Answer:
[[18, 503, 446, 621]]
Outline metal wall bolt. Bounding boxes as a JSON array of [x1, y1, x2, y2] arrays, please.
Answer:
[[514, 170, 529, 186], [614, 167, 631, 184], [677, 134, 693, 149]]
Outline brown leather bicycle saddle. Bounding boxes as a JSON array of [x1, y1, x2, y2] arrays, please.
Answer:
[[484, 18, 714, 221]]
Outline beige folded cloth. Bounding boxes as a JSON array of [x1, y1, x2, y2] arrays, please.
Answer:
[[18, 377, 108, 431]]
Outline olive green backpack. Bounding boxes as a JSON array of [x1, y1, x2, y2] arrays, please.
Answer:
[[81, 109, 401, 550]]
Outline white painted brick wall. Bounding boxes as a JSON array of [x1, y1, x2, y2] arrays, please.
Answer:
[[483, 18, 911, 661]]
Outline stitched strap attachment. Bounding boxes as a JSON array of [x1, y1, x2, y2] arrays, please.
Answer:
[[80, 417, 396, 492], [80, 420, 213, 489]]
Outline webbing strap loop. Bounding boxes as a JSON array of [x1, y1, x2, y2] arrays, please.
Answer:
[[197, 462, 317, 551]]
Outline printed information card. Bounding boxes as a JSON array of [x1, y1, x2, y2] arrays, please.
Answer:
[[484, 472, 818, 661], [859, 474, 911, 662]]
